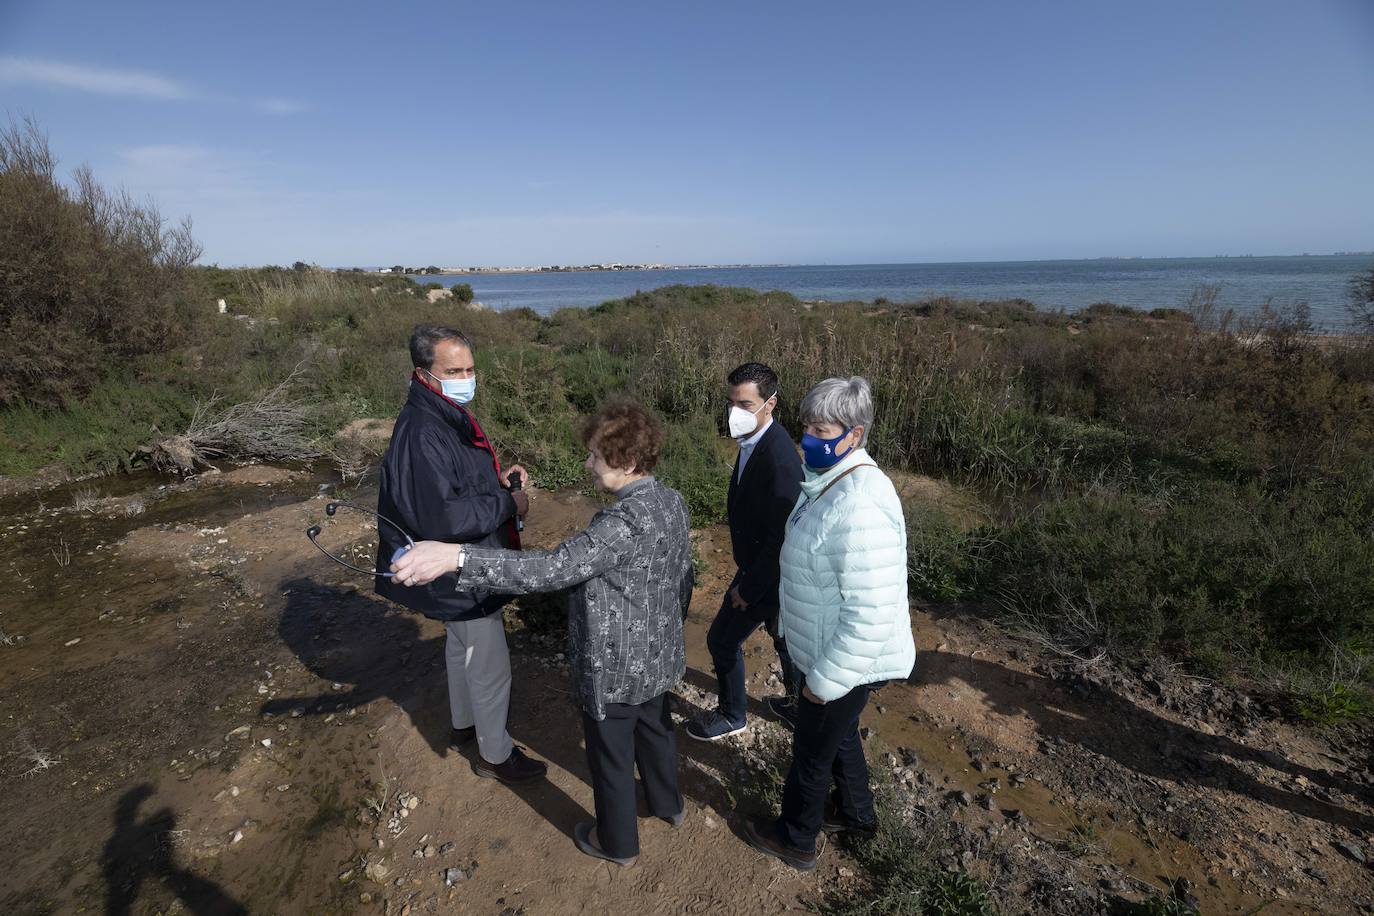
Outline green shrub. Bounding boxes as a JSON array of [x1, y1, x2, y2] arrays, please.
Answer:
[[0, 119, 203, 407]]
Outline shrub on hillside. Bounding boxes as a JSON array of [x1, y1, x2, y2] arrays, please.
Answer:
[[1, 120, 204, 407]]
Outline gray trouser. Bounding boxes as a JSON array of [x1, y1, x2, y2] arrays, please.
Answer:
[[445, 616, 515, 765]]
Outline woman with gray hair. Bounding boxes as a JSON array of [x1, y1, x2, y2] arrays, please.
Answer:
[[743, 375, 916, 871]]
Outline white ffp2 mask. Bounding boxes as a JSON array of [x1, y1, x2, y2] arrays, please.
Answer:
[[728, 399, 771, 438]]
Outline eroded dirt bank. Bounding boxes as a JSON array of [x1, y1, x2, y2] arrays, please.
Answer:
[[0, 467, 1370, 914]]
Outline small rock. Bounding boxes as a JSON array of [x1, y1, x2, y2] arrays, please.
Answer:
[[1334, 841, 1367, 865], [64, 638, 81, 647], [225, 726, 251, 741], [439, 842, 455, 855], [231, 830, 243, 844], [405, 796, 420, 810], [838, 866, 854, 878], [260, 738, 272, 748], [980, 795, 997, 812], [703, 815, 719, 829], [230, 785, 240, 797], [359, 893, 372, 904], [954, 791, 973, 806], [1099, 878, 1128, 892], [275, 784, 291, 792], [444, 867, 465, 886], [423, 844, 436, 858], [339, 869, 355, 882]]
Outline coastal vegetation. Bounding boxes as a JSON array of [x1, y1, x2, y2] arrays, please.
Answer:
[[4, 120, 1373, 725]]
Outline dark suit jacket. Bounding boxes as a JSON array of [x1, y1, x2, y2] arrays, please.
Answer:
[[726, 419, 804, 616]]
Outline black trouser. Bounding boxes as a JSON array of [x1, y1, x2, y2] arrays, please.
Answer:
[[775, 682, 875, 851], [581, 692, 682, 858], [706, 593, 797, 725]]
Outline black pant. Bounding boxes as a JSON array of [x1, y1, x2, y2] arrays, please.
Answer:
[[581, 692, 682, 858], [706, 593, 797, 724], [775, 683, 875, 851]]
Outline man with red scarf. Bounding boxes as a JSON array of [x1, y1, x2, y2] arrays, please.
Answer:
[[375, 325, 547, 783]]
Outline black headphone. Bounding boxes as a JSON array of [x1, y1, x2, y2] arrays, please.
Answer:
[[305, 501, 415, 578]]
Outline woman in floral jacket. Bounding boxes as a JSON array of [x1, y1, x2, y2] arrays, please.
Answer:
[[393, 399, 693, 867]]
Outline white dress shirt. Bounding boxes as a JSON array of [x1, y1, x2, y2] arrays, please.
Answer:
[[736, 417, 773, 482]]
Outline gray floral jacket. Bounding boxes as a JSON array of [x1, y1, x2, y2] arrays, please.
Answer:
[[460, 477, 693, 720]]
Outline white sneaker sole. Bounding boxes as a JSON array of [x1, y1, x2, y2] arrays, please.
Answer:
[[686, 721, 747, 742]]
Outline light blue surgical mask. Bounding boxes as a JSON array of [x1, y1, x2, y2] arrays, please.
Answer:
[[425, 369, 476, 405]]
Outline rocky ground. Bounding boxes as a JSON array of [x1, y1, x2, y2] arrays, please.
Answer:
[[0, 463, 1370, 914]]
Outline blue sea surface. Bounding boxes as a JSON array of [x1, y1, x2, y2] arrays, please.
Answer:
[[421, 256, 1371, 329]]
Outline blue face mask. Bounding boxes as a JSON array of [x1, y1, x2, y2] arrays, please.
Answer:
[[426, 370, 476, 405], [801, 427, 852, 469]]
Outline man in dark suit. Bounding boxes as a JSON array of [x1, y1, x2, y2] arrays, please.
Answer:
[[688, 362, 804, 741]]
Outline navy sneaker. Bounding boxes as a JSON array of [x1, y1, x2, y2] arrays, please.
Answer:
[[685, 712, 747, 742]]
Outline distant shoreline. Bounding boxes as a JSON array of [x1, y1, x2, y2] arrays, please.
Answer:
[[363, 252, 1373, 278]]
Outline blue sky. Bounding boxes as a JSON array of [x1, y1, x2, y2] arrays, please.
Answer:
[[3, 1, 1373, 266]]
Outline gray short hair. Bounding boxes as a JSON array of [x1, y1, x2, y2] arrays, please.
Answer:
[[409, 325, 473, 370], [799, 376, 874, 447]]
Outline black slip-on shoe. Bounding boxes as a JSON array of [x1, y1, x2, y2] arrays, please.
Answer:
[[766, 695, 799, 731], [573, 821, 638, 867], [743, 817, 817, 871], [474, 746, 547, 783], [450, 726, 476, 748]]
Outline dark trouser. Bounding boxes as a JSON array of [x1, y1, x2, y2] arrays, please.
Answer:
[[706, 593, 797, 725], [581, 692, 682, 859], [775, 683, 875, 851]]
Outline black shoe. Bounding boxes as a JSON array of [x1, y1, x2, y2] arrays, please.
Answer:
[[475, 746, 547, 783], [822, 800, 877, 839], [450, 726, 476, 748], [743, 817, 817, 871], [766, 695, 799, 730], [573, 821, 638, 867]]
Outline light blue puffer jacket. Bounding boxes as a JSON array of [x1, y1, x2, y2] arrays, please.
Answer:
[[777, 447, 915, 702]]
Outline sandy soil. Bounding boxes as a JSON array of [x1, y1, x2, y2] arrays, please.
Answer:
[[0, 467, 1370, 915]]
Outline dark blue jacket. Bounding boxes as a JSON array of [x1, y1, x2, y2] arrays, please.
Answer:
[[374, 379, 518, 621], [727, 419, 804, 618]]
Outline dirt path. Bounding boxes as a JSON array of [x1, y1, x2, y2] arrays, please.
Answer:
[[1, 467, 1371, 914]]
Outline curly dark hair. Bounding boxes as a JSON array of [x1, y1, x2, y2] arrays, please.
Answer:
[[578, 399, 664, 473]]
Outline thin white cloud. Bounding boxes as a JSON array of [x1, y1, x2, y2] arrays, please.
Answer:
[[0, 55, 305, 115], [0, 55, 189, 99]]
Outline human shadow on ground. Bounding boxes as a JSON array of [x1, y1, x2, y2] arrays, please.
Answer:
[[101, 784, 247, 916], [260, 578, 451, 755], [913, 649, 1374, 832], [263, 580, 590, 841], [263, 580, 770, 846]]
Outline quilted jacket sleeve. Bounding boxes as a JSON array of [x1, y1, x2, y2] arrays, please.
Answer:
[[460, 508, 635, 595], [805, 493, 908, 702]]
